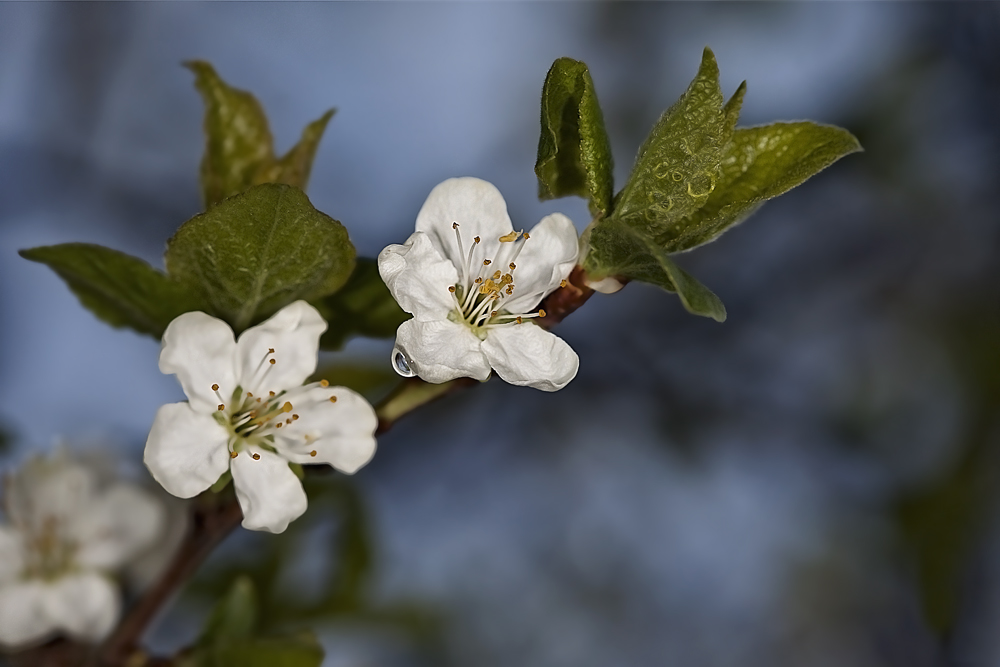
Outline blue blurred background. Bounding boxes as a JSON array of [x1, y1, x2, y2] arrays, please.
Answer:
[[2, 3, 1000, 666]]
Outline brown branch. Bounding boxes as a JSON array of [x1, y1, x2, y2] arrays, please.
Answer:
[[96, 494, 244, 666]]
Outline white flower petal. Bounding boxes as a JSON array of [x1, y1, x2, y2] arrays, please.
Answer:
[[73, 485, 165, 572], [276, 386, 378, 473], [0, 581, 51, 648], [230, 450, 307, 534], [378, 232, 458, 321], [482, 323, 579, 392], [236, 301, 327, 396], [42, 573, 120, 642], [4, 454, 96, 532], [502, 213, 579, 314], [144, 402, 231, 499], [393, 318, 491, 384], [0, 528, 24, 584], [415, 177, 514, 267], [160, 311, 238, 413]]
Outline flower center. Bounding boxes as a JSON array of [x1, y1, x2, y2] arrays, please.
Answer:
[[448, 222, 558, 337], [210, 348, 337, 459], [21, 516, 77, 580]]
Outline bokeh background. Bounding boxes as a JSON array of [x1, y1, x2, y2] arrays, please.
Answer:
[[2, 3, 1000, 666]]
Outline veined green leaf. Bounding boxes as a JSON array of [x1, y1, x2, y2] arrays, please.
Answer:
[[613, 48, 728, 232], [535, 58, 614, 217], [165, 184, 356, 332], [255, 109, 336, 192], [19, 243, 206, 338], [656, 121, 862, 252]]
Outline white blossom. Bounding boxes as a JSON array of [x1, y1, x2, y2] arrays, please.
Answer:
[[379, 177, 580, 391], [0, 451, 163, 649], [144, 301, 378, 534]]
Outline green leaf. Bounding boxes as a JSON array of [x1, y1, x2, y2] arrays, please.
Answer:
[[187, 61, 275, 207], [187, 61, 334, 207], [655, 121, 862, 252], [208, 636, 324, 667], [586, 221, 726, 321], [315, 258, 410, 350], [613, 47, 728, 232], [255, 110, 336, 192], [166, 184, 356, 333], [201, 576, 258, 644], [19, 243, 206, 338], [535, 58, 614, 217]]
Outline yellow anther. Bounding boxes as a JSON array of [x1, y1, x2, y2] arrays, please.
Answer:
[[474, 236, 481, 243], [474, 277, 482, 284], [211, 383, 219, 391], [509, 262, 516, 270], [538, 309, 547, 317], [276, 422, 282, 428], [247, 392, 253, 398], [282, 401, 293, 413], [256, 398, 261, 403], [516, 316, 523, 324], [452, 221, 459, 229], [252, 453, 261, 460], [505, 286, 514, 295], [269, 359, 276, 365], [217, 404, 225, 411], [310, 450, 318, 457], [560, 279, 568, 288], [449, 285, 456, 293], [329, 396, 338, 403], [492, 270, 502, 280], [498, 231, 518, 242], [231, 451, 238, 459], [491, 310, 498, 317], [268, 348, 275, 354], [286, 418, 292, 425], [523, 232, 530, 239], [269, 391, 276, 396], [483, 259, 492, 266], [501, 274, 513, 285], [292, 414, 299, 420], [320, 379, 330, 388]]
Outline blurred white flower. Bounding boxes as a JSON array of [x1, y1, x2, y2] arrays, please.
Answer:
[[379, 177, 580, 391], [0, 451, 163, 649], [144, 301, 378, 534]]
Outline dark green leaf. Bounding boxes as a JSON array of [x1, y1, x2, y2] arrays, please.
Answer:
[[535, 58, 614, 217], [187, 61, 334, 206], [165, 184, 356, 333], [19, 243, 206, 338], [208, 636, 324, 667], [656, 121, 862, 252], [256, 110, 336, 191], [613, 48, 728, 231], [315, 258, 409, 350], [586, 221, 726, 321], [201, 576, 258, 644], [187, 61, 274, 207]]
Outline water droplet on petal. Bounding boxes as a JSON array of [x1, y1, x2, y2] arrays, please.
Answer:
[[392, 348, 415, 377]]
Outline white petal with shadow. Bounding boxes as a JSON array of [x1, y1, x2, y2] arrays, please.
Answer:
[[160, 311, 238, 413], [144, 402, 231, 499], [482, 323, 579, 392], [230, 449, 308, 534]]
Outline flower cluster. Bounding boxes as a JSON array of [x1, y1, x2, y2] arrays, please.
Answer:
[[144, 301, 378, 534], [0, 451, 163, 648], [379, 177, 580, 391]]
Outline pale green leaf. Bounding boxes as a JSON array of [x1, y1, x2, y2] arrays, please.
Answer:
[[613, 48, 728, 232], [657, 121, 863, 252]]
